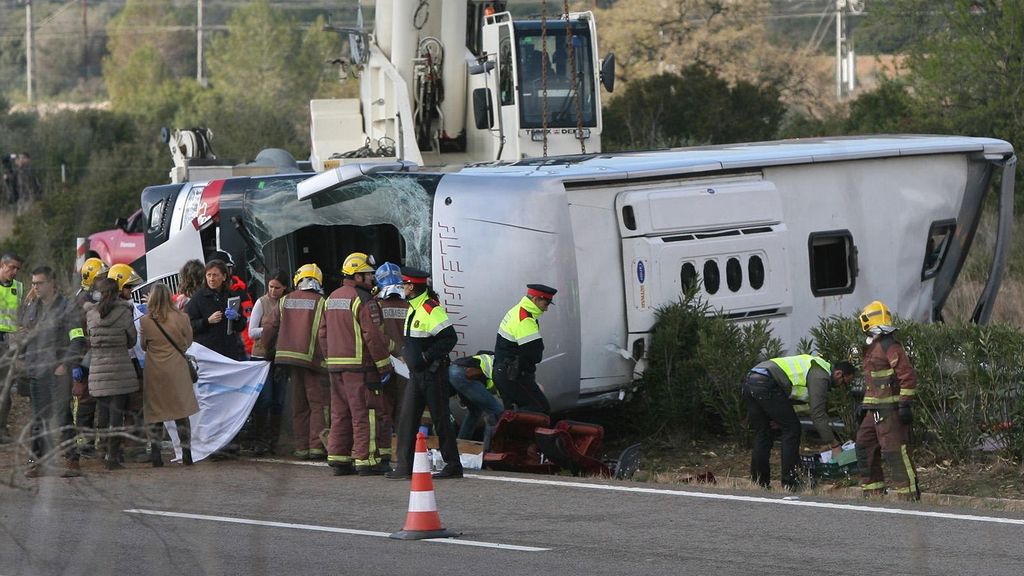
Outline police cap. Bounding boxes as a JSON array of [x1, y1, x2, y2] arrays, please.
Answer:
[[527, 284, 557, 303], [401, 267, 430, 285]]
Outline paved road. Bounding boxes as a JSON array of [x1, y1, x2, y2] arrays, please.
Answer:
[[2, 458, 1023, 575]]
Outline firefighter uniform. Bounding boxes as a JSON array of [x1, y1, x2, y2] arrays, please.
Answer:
[[493, 284, 557, 413], [319, 255, 393, 475], [373, 264, 408, 467], [856, 301, 920, 499], [387, 267, 460, 479], [70, 258, 108, 453], [273, 274, 327, 460]]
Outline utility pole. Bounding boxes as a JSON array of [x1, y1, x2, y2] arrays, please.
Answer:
[[82, 0, 88, 81], [197, 0, 206, 87], [835, 0, 864, 100], [835, 0, 843, 100], [25, 0, 34, 104]]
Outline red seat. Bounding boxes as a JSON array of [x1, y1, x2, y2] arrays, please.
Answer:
[[534, 420, 610, 477], [482, 410, 558, 474]]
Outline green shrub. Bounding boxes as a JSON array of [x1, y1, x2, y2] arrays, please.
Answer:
[[635, 294, 783, 439]]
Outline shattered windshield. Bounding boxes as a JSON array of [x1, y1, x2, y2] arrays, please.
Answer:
[[243, 173, 441, 271]]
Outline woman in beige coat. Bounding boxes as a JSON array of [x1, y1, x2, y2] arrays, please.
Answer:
[[140, 283, 199, 466]]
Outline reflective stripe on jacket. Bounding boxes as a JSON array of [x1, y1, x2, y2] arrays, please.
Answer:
[[274, 290, 325, 369], [861, 334, 917, 408], [769, 355, 831, 403], [319, 280, 392, 373], [494, 296, 544, 375]]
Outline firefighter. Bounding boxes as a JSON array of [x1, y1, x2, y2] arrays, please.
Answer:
[[318, 253, 393, 476], [371, 261, 408, 470], [743, 355, 856, 490], [385, 267, 461, 480], [71, 257, 109, 457], [856, 300, 921, 500], [271, 264, 328, 460], [493, 284, 557, 414]]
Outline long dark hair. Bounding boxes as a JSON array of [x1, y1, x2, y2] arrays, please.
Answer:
[[94, 277, 121, 318]]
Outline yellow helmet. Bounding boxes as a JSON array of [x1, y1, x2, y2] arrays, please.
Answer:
[[293, 263, 323, 286], [859, 300, 893, 332], [81, 258, 109, 289], [107, 263, 142, 291], [341, 252, 375, 276]]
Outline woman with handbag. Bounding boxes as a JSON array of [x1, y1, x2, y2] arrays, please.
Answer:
[[84, 277, 139, 471], [140, 283, 199, 466]]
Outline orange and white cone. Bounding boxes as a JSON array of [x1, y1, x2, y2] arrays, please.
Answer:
[[390, 432, 458, 540]]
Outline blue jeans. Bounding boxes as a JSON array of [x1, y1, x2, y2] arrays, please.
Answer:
[[448, 365, 504, 452]]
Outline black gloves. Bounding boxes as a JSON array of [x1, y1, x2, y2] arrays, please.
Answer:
[[855, 407, 868, 425], [411, 352, 428, 372], [898, 402, 913, 425]]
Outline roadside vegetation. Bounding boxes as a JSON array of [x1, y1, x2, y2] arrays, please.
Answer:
[[1, 0, 1023, 497]]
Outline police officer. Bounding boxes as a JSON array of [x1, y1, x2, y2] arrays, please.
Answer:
[[385, 267, 461, 480], [856, 300, 920, 500], [450, 351, 503, 453], [318, 253, 393, 476], [493, 284, 557, 414], [743, 355, 855, 490], [270, 264, 328, 460], [0, 253, 25, 444]]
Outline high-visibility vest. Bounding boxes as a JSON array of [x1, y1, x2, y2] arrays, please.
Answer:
[[475, 353, 496, 391], [405, 291, 452, 338], [769, 355, 831, 403], [497, 296, 542, 346], [0, 279, 23, 333]]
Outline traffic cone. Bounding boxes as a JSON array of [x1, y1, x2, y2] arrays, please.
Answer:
[[389, 432, 458, 540]]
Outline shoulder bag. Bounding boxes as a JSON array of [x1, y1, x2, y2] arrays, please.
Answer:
[[153, 317, 199, 383]]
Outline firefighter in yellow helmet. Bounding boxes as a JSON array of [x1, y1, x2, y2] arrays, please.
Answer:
[[270, 263, 328, 460], [107, 263, 143, 295], [69, 257, 109, 456], [856, 300, 920, 500], [318, 253, 394, 476]]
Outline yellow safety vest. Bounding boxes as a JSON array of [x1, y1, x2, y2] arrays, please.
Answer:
[[475, 353, 496, 391], [497, 296, 543, 346], [0, 279, 23, 333], [405, 291, 452, 338], [769, 355, 831, 403]]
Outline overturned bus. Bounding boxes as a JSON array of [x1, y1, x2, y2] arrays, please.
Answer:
[[139, 135, 1015, 413]]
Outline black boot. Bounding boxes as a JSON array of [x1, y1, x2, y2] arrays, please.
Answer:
[[105, 436, 124, 471], [150, 441, 163, 468], [176, 418, 193, 466], [266, 415, 283, 455]]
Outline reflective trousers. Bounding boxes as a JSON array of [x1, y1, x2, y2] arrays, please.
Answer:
[[855, 407, 919, 498], [290, 366, 327, 453], [327, 371, 376, 466], [364, 376, 399, 462]]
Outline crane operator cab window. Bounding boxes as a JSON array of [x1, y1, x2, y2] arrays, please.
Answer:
[[514, 20, 597, 129]]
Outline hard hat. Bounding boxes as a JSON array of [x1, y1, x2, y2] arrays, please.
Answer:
[[374, 262, 402, 288], [859, 300, 893, 332], [341, 252, 375, 276], [81, 258, 109, 290], [107, 263, 142, 291], [293, 263, 323, 287]]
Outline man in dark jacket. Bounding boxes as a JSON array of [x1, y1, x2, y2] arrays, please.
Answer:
[[186, 259, 246, 360], [385, 267, 461, 480], [493, 284, 557, 413], [20, 266, 86, 477]]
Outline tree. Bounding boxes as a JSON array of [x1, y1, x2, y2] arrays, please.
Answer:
[[593, 0, 825, 113], [602, 65, 785, 151]]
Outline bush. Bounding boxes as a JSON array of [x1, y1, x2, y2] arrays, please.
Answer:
[[634, 293, 783, 439], [804, 316, 1024, 463]]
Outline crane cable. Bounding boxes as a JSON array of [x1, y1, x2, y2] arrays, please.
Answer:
[[564, 0, 585, 154], [541, 0, 549, 158]]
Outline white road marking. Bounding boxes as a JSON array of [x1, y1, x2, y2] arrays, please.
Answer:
[[465, 474, 1024, 527], [123, 509, 550, 552]]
